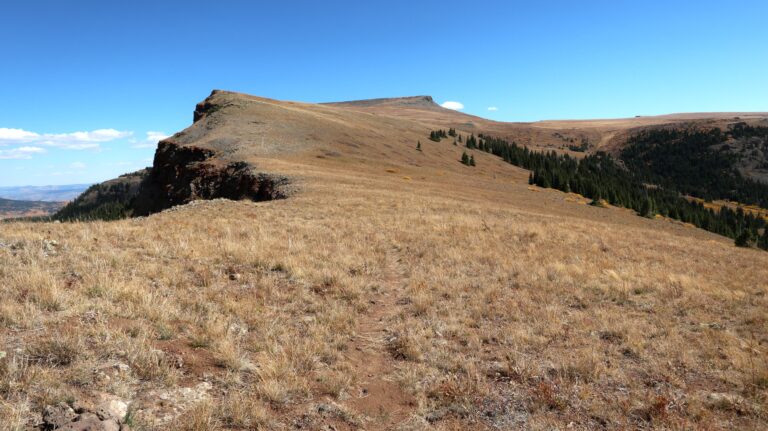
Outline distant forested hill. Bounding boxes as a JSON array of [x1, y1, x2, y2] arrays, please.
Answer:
[[621, 124, 768, 207]]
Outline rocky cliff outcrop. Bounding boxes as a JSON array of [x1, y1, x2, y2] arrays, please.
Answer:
[[131, 141, 288, 216], [54, 90, 292, 221], [54, 138, 289, 221]]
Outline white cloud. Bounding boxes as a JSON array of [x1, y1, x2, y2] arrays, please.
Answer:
[[487, 106, 498, 112], [132, 131, 169, 149], [0, 127, 132, 151], [440, 101, 464, 111], [0, 128, 38, 141], [0, 146, 46, 160]]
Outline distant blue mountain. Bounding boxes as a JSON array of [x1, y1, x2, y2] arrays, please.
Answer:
[[0, 184, 91, 202]]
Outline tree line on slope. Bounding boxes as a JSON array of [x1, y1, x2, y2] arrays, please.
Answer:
[[621, 124, 768, 208], [423, 129, 476, 166], [53, 170, 148, 221], [429, 130, 768, 250]]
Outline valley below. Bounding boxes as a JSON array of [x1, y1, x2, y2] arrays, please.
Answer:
[[0, 198, 65, 220]]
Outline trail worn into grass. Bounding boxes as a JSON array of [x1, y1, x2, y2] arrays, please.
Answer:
[[344, 247, 415, 429]]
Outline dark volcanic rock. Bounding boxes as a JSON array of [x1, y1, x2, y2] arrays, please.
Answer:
[[54, 138, 289, 220], [131, 141, 288, 216]]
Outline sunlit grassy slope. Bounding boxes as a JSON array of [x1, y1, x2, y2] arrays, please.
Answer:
[[1, 92, 766, 430]]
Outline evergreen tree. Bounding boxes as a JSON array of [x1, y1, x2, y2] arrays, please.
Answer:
[[469, 155, 476, 166], [735, 230, 754, 248], [425, 129, 768, 251], [466, 134, 477, 149], [416, 141, 422, 151], [639, 196, 654, 218], [759, 230, 768, 250]]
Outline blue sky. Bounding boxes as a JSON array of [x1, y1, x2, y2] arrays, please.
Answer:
[[1, 0, 767, 186]]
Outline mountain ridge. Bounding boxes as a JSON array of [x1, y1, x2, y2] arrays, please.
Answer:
[[56, 90, 768, 221]]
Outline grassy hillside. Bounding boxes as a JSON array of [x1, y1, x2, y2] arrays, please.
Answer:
[[1, 92, 766, 430]]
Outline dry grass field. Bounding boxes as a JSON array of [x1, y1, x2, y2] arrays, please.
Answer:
[[1, 92, 766, 430]]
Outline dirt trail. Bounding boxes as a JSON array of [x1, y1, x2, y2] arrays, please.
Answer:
[[344, 247, 415, 429]]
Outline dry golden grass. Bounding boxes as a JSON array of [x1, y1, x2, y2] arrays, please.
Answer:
[[1, 91, 767, 429], [0, 164, 766, 430]]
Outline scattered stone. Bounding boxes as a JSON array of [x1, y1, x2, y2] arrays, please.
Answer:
[[95, 370, 111, 384], [486, 361, 516, 381], [705, 392, 749, 414], [42, 239, 59, 257], [113, 362, 131, 374], [227, 322, 248, 337], [81, 310, 102, 324], [130, 381, 212, 426], [41, 402, 77, 429], [57, 414, 120, 431], [97, 398, 129, 421], [39, 397, 131, 431]]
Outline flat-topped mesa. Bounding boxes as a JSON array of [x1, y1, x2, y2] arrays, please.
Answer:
[[323, 95, 438, 108], [55, 89, 768, 222]]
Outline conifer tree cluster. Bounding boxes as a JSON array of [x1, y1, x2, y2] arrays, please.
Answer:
[[465, 134, 479, 149], [54, 173, 143, 221], [429, 129, 449, 142], [459, 151, 476, 166], [621, 125, 768, 208], [434, 131, 768, 251], [428, 130, 479, 166]]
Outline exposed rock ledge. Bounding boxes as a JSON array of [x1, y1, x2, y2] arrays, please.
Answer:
[[132, 141, 289, 216], [53, 139, 289, 221]]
